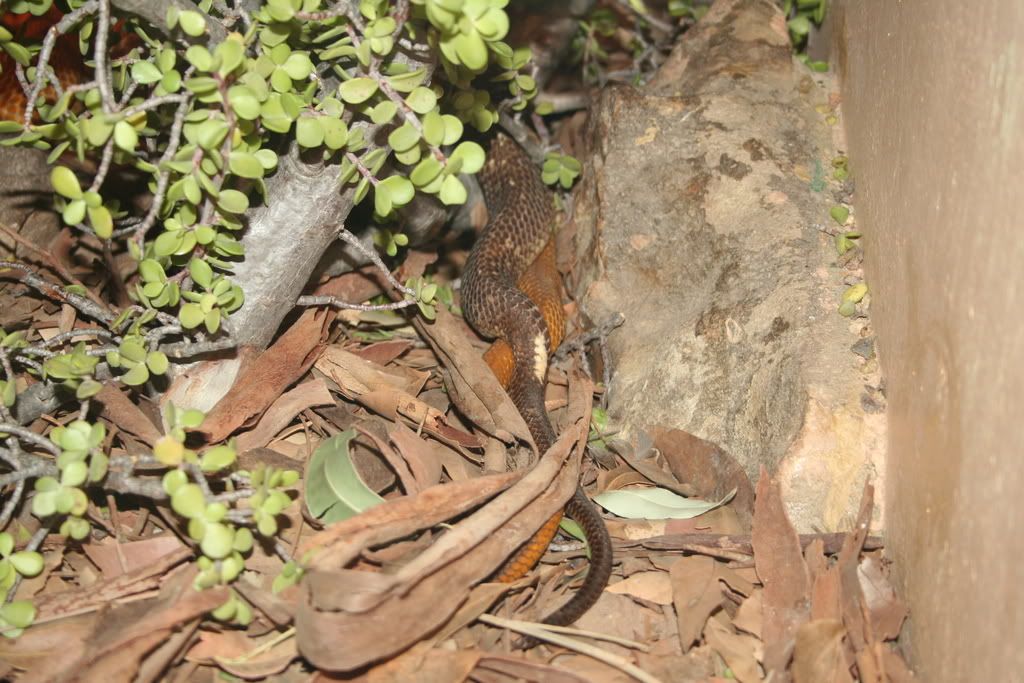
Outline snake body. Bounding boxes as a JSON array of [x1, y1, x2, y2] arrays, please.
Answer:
[[461, 134, 613, 629]]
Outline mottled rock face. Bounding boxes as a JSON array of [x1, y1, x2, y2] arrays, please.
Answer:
[[569, 0, 885, 532]]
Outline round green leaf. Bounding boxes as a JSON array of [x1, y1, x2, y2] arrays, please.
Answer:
[[405, 87, 437, 114], [0, 600, 35, 629], [421, 111, 445, 147], [438, 175, 467, 205], [282, 52, 314, 80], [379, 175, 414, 208], [146, 351, 169, 375], [179, 302, 204, 329], [321, 117, 348, 150], [200, 522, 233, 559], [387, 122, 420, 153], [9, 551, 43, 578], [228, 151, 264, 179], [171, 483, 206, 519], [227, 85, 261, 120], [188, 258, 214, 289], [410, 157, 443, 187], [200, 444, 236, 472], [131, 61, 162, 84], [87, 205, 113, 239], [120, 363, 150, 386], [339, 77, 379, 104], [185, 45, 214, 72], [51, 166, 82, 200], [217, 189, 250, 214], [449, 141, 485, 174], [162, 468, 189, 495], [62, 461, 88, 488], [178, 10, 207, 36], [295, 115, 325, 148], [370, 101, 397, 125]]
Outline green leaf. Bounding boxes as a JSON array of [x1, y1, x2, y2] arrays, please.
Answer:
[[131, 61, 163, 84], [438, 175, 467, 205], [374, 183, 393, 216], [9, 551, 43, 578], [163, 469, 189, 495], [338, 77, 379, 104], [51, 166, 82, 200], [185, 45, 214, 72], [320, 117, 348, 150], [200, 522, 234, 559], [121, 363, 150, 386], [62, 461, 88, 488], [370, 101, 397, 124], [229, 151, 265, 179], [304, 430, 384, 523], [171, 483, 206, 519], [200, 444, 236, 472], [379, 175, 414, 208], [88, 205, 113, 239], [405, 87, 437, 114], [387, 122, 419, 152], [296, 115, 325, 148], [113, 120, 138, 152], [217, 189, 250, 214], [830, 205, 850, 225], [227, 85, 262, 120], [410, 157, 443, 187], [421, 111, 445, 147], [178, 10, 207, 37], [842, 282, 868, 304], [449, 141, 485, 174], [593, 487, 736, 520], [0, 601, 35, 629]]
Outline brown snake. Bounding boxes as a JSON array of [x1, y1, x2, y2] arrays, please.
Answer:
[[461, 134, 613, 631]]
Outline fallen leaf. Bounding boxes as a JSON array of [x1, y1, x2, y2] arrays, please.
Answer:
[[752, 467, 810, 677], [671, 555, 724, 652], [792, 619, 853, 683], [606, 570, 673, 605]]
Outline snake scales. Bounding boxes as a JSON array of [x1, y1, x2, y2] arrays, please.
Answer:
[[461, 134, 613, 629]]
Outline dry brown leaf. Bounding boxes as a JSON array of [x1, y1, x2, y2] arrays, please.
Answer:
[[837, 484, 877, 660], [235, 378, 334, 452], [18, 567, 228, 683], [388, 421, 445, 491], [752, 467, 811, 678], [186, 628, 254, 662], [353, 644, 479, 683], [32, 546, 192, 623], [606, 570, 673, 605], [792, 619, 853, 683], [352, 339, 415, 366], [189, 630, 300, 680], [857, 555, 907, 641], [317, 345, 428, 397], [733, 589, 763, 639], [474, 653, 593, 683], [671, 555, 725, 652], [202, 307, 332, 442], [296, 373, 592, 672], [82, 534, 184, 578], [651, 427, 756, 527], [412, 306, 533, 450], [705, 614, 763, 683], [96, 384, 162, 446]]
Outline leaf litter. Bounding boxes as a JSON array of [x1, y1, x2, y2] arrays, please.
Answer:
[[0, 232, 916, 682]]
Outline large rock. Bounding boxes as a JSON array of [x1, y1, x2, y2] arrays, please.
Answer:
[[570, 0, 885, 531]]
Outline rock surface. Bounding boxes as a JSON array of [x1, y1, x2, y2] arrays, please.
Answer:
[[569, 0, 884, 531]]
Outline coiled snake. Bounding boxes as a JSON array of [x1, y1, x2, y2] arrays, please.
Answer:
[[461, 134, 613, 630]]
